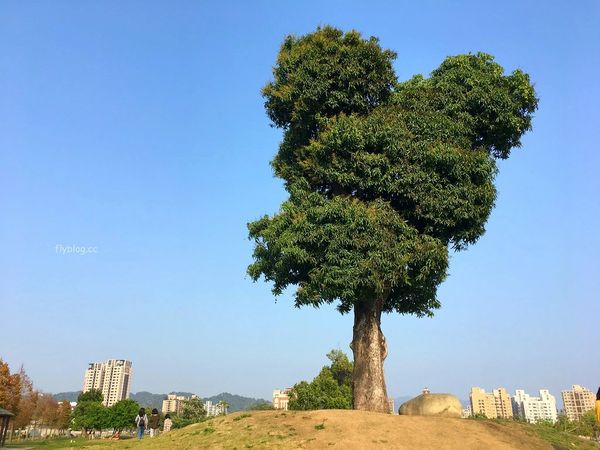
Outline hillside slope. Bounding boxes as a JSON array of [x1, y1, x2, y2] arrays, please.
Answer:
[[90, 410, 578, 449]]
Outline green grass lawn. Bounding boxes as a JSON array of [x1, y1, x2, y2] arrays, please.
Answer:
[[471, 417, 600, 450], [5, 436, 135, 449], [526, 421, 599, 450]]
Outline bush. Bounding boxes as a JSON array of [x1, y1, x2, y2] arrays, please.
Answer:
[[247, 402, 275, 411], [288, 349, 353, 411]]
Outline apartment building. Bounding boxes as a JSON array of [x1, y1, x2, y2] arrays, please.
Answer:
[[561, 385, 595, 421], [493, 388, 513, 419], [82, 359, 132, 407], [512, 389, 558, 423], [272, 389, 292, 410], [462, 405, 473, 418], [470, 387, 513, 419], [162, 394, 199, 415], [204, 400, 227, 416]]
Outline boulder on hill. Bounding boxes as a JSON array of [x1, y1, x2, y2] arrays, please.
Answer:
[[398, 393, 462, 418]]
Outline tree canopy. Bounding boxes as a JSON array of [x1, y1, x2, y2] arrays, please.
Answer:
[[107, 399, 140, 431], [0, 359, 23, 413], [248, 26, 537, 317], [181, 397, 206, 421], [72, 400, 107, 431], [77, 389, 103, 403]]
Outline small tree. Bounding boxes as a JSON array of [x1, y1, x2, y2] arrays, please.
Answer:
[[107, 399, 139, 433], [289, 350, 353, 410], [180, 397, 206, 422], [12, 382, 36, 433], [327, 350, 353, 387], [33, 394, 59, 435], [573, 410, 597, 437], [248, 402, 275, 411], [72, 400, 107, 436], [56, 401, 73, 432], [0, 359, 22, 414]]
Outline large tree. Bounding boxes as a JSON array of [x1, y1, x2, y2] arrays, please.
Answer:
[[248, 26, 537, 412]]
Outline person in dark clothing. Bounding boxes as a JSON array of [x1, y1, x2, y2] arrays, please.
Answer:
[[148, 408, 160, 437]]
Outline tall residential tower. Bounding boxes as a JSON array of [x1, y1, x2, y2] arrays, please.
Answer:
[[470, 387, 513, 419], [561, 385, 595, 421], [82, 359, 132, 407]]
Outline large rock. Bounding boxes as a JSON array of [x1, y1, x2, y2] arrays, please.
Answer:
[[398, 394, 462, 418]]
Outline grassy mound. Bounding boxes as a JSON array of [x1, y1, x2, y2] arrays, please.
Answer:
[[8, 410, 600, 449]]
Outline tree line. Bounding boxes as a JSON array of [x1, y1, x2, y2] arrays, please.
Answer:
[[0, 359, 214, 440], [0, 359, 71, 436], [67, 389, 218, 435]]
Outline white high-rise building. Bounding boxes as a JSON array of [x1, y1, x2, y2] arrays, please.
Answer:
[[204, 400, 227, 416], [512, 389, 558, 423], [82, 359, 132, 407]]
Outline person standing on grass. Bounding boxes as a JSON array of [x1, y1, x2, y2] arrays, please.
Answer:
[[135, 408, 148, 440], [148, 408, 160, 437], [595, 387, 600, 442], [163, 413, 173, 433]]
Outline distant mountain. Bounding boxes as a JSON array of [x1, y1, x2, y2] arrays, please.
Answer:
[[203, 392, 270, 412], [130, 391, 168, 410], [52, 390, 269, 412], [53, 391, 81, 402]]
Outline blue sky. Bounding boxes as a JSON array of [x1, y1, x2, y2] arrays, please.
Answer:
[[1, 1, 598, 404]]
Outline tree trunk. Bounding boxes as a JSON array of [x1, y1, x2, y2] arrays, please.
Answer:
[[351, 299, 389, 413]]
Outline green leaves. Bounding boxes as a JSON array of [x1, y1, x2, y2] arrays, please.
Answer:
[[263, 27, 396, 134], [288, 350, 353, 410], [249, 182, 448, 315], [181, 397, 207, 421], [397, 52, 539, 159], [77, 389, 103, 403], [72, 397, 141, 432], [250, 27, 537, 317], [107, 399, 140, 431], [72, 400, 108, 431]]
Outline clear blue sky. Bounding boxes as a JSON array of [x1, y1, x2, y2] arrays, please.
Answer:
[[1, 1, 598, 404]]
